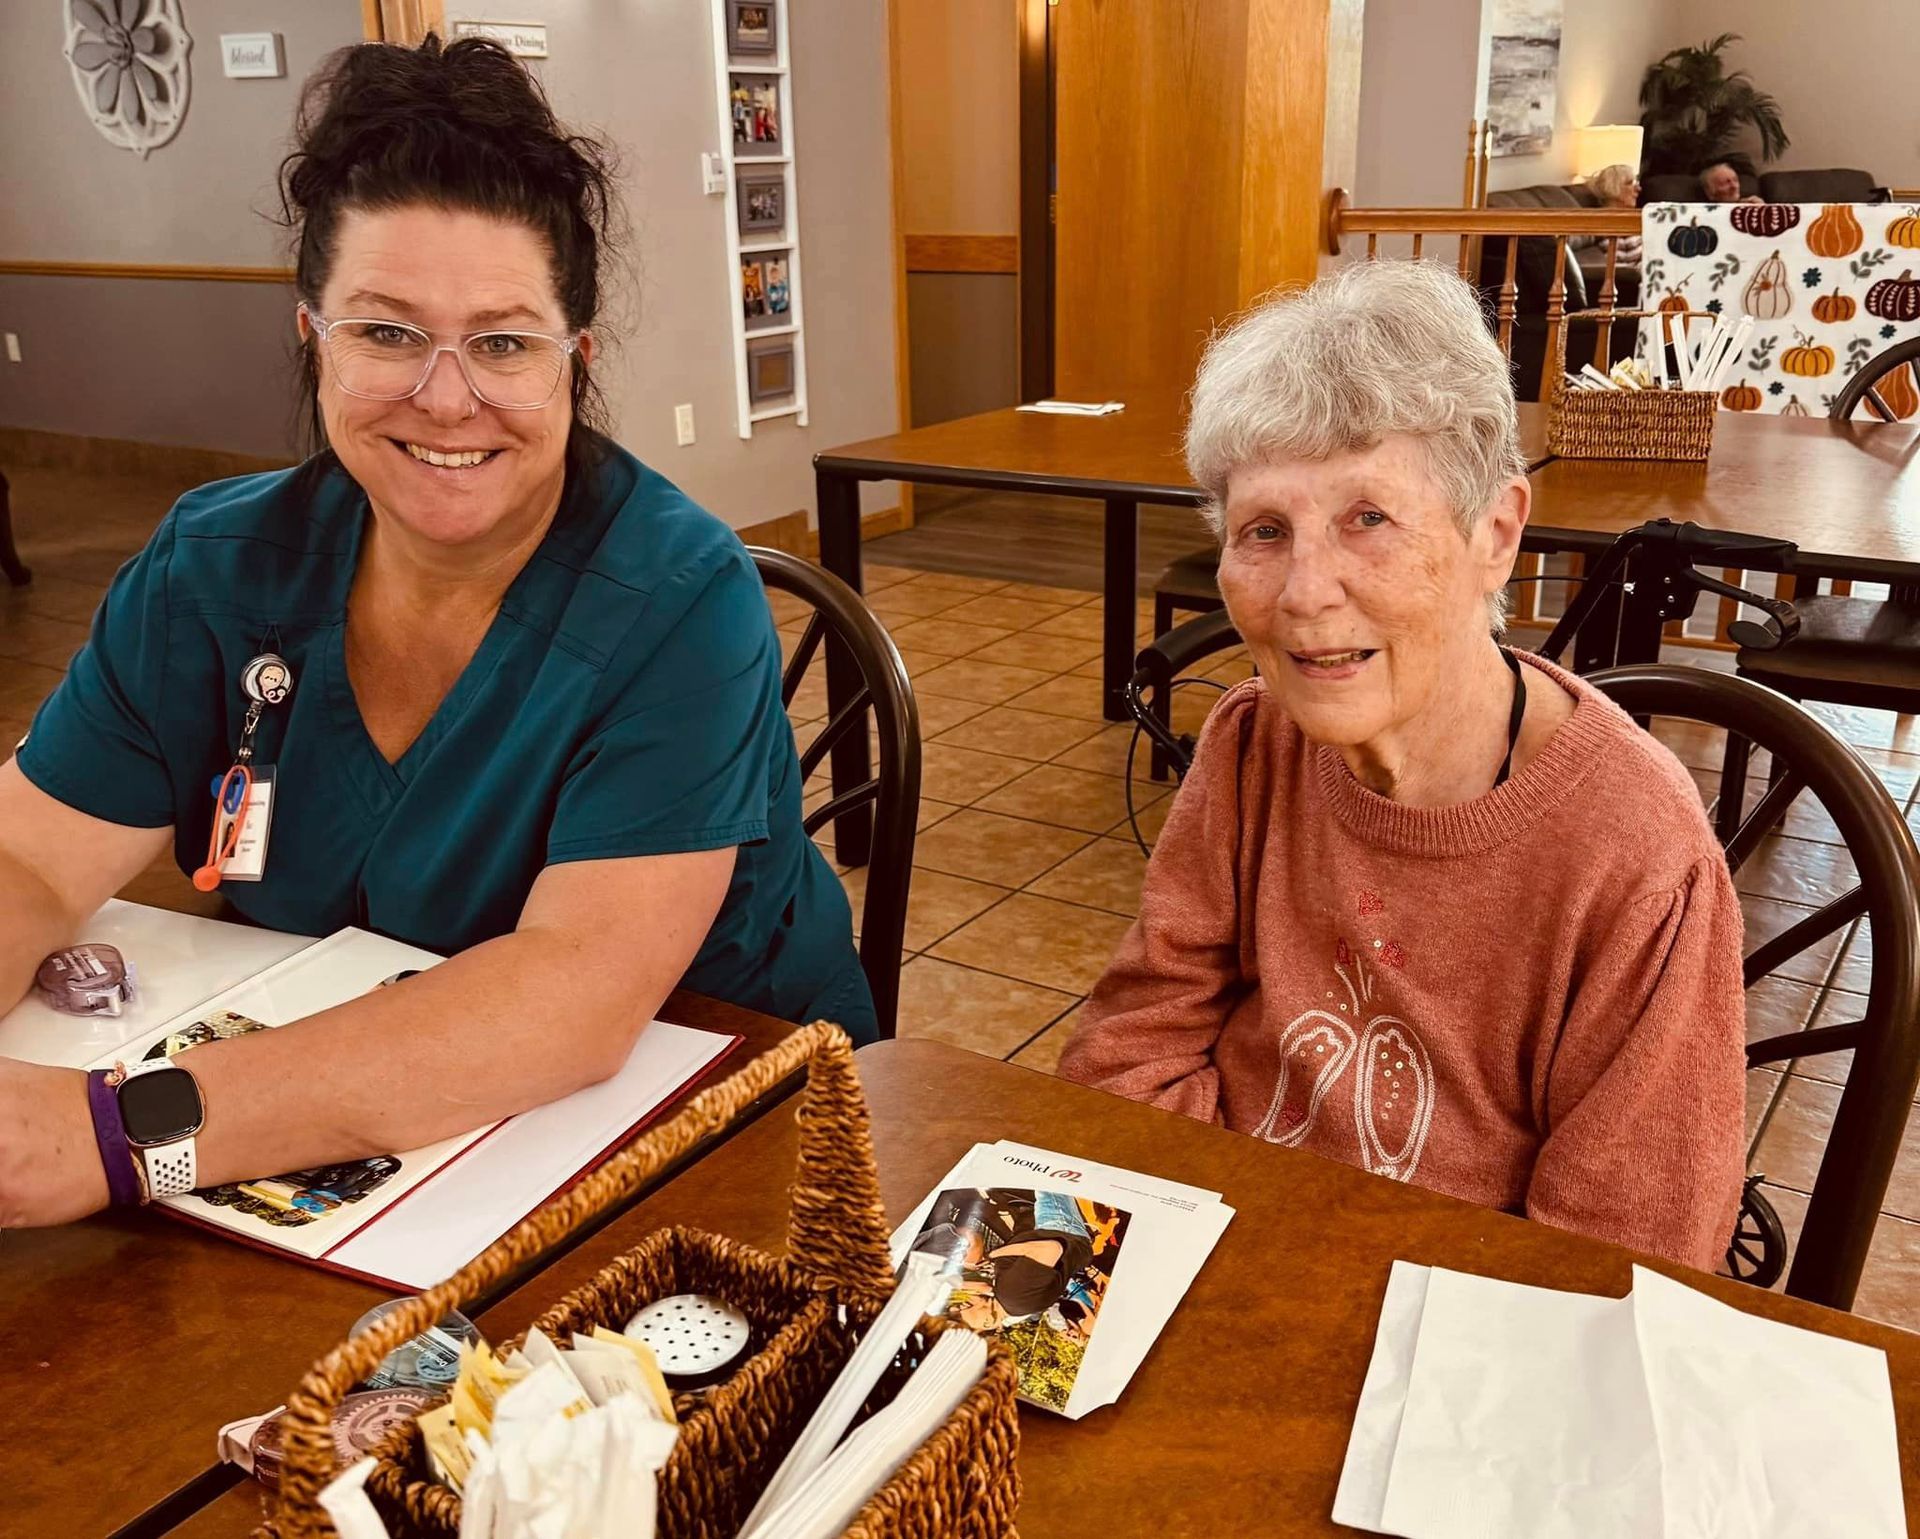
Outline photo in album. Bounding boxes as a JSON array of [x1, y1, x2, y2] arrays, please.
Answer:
[[140, 1008, 409, 1230], [902, 1186, 1132, 1412]]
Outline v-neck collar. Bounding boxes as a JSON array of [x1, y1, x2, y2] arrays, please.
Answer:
[[323, 491, 537, 813]]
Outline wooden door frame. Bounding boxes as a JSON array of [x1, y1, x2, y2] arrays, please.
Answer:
[[1017, 0, 1054, 402], [365, 1, 444, 43]]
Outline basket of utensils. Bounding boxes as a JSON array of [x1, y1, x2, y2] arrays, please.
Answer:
[[1546, 306, 1728, 462], [258, 1022, 1022, 1539]]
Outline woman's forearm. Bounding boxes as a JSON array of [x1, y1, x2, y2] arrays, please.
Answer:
[[178, 922, 671, 1186], [0, 851, 89, 1015]]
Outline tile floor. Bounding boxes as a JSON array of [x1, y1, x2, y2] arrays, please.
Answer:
[[5, 461, 1918, 1328]]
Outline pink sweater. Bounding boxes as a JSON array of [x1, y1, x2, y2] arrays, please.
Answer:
[[1061, 655, 1747, 1271]]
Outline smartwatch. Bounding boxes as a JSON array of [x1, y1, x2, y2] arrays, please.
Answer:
[[114, 1059, 205, 1199]]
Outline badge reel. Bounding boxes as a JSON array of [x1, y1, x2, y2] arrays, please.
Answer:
[[194, 652, 292, 891]]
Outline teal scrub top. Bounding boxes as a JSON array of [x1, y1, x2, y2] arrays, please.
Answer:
[[17, 435, 875, 1041]]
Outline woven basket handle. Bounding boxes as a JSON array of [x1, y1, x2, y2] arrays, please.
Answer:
[[272, 1020, 896, 1537]]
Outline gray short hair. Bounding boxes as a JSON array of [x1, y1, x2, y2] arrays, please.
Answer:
[[1185, 261, 1527, 629]]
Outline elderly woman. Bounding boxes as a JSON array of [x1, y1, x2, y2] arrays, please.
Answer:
[[0, 37, 866, 1227], [1061, 261, 1746, 1271], [1584, 163, 1643, 264]]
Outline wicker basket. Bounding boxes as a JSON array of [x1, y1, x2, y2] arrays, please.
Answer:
[[1547, 382, 1718, 460], [1545, 303, 1719, 461], [259, 1023, 1022, 1539]]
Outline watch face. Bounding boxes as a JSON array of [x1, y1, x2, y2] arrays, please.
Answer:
[[119, 1066, 204, 1146]]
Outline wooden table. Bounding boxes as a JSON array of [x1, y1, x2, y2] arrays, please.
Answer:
[[812, 402, 1550, 860], [3, 993, 796, 1539], [181, 1039, 1920, 1536], [815, 401, 1555, 729]]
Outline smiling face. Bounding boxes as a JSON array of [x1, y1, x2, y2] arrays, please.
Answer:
[[301, 204, 590, 553], [1701, 164, 1742, 202], [1214, 438, 1526, 751]]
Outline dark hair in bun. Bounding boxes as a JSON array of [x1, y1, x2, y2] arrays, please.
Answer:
[[277, 35, 619, 449]]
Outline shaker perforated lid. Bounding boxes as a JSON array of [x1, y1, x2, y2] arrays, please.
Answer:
[[624, 1294, 751, 1384]]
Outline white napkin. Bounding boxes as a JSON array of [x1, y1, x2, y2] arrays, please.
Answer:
[[1336, 1263, 1908, 1539], [1378, 1267, 1662, 1539], [1631, 1265, 1904, 1537]]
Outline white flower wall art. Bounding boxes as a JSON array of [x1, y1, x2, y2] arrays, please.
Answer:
[[63, 0, 193, 158]]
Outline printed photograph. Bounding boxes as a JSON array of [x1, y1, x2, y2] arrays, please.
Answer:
[[199, 1156, 406, 1229], [903, 1186, 1130, 1412], [739, 170, 785, 235], [730, 75, 782, 151], [728, 0, 775, 55], [143, 1008, 268, 1059], [742, 256, 768, 320], [765, 257, 791, 315]]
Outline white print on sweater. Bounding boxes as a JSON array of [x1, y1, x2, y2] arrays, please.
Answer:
[[1252, 931, 1436, 1182]]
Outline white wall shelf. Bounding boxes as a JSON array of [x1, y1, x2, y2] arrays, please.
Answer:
[[708, 1, 808, 439]]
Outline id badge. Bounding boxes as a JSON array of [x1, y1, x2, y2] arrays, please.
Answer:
[[223, 764, 276, 881]]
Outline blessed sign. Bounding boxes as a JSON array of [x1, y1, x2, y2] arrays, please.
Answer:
[[219, 32, 283, 79]]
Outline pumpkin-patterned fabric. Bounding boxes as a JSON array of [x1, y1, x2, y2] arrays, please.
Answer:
[[1637, 201, 1920, 418]]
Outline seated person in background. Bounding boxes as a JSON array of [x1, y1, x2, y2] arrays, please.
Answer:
[[1584, 163, 1643, 264], [1060, 260, 1746, 1272], [0, 37, 868, 1229], [1700, 160, 1764, 204]]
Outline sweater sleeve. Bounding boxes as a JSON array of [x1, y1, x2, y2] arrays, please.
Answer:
[[1525, 854, 1748, 1271], [1057, 687, 1257, 1125]]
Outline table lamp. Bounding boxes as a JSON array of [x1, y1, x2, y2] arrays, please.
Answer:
[[1576, 125, 1644, 182]]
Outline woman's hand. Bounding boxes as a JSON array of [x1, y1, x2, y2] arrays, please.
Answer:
[[0, 1059, 111, 1227]]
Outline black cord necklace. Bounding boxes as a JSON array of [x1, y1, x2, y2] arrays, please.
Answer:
[[1493, 645, 1526, 789]]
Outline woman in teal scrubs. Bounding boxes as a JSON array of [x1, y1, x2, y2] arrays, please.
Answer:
[[0, 37, 868, 1226]]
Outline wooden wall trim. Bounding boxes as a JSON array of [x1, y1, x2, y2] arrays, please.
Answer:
[[0, 261, 294, 285], [903, 234, 1019, 275]]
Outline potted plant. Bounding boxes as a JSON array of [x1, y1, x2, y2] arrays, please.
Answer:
[[1638, 33, 1789, 179]]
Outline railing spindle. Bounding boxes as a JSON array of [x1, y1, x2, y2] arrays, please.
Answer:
[[1592, 239, 1620, 370], [1497, 238, 1520, 360], [1411, 233, 1424, 260], [1367, 233, 1379, 260], [1542, 236, 1568, 403]]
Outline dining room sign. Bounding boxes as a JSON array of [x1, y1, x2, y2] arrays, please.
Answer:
[[1640, 201, 1920, 418]]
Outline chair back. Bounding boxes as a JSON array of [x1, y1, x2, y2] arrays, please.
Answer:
[[750, 547, 921, 1039], [1832, 335, 1920, 427], [1589, 663, 1920, 1310]]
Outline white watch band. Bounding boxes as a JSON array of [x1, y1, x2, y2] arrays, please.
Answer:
[[118, 1058, 201, 1199], [138, 1135, 198, 1199]]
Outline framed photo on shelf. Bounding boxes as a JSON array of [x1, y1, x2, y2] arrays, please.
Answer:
[[747, 337, 796, 404], [728, 0, 776, 56], [729, 73, 783, 155], [737, 168, 785, 236]]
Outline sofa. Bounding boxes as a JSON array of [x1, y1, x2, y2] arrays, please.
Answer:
[[1640, 167, 1880, 204]]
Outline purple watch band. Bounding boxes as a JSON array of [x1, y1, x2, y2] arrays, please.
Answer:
[[86, 1069, 143, 1208]]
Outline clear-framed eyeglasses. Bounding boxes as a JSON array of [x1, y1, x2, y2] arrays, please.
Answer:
[[299, 304, 583, 410]]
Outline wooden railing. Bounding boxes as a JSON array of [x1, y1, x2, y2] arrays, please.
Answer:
[[1323, 191, 1645, 400]]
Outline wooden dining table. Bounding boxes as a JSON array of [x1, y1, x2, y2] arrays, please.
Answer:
[[173, 1038, 1920, 1537], [813, 405, 1920, 856], [2, 992, 798, 1539]]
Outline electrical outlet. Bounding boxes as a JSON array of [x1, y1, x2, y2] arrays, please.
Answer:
[[674, 403, 696, 446], [3, 333, 19, 364]]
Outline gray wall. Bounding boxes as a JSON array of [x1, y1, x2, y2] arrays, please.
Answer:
[[1354, 0, 1483, 207], [907, 273, 1017, 427], [0, 0, 902, 524], [0, 2, 361, 264], [0, 274, 302, 459]]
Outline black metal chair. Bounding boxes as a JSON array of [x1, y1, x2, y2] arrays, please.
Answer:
[[1127, 608, 1920, 1310], [751, 547, 921, 1040], [1588, 665, 1920, 1311], [1733, 337, 1920, 716]]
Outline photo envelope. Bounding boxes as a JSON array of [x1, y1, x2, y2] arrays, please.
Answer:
[[889, 1140, 1233, 1419]]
